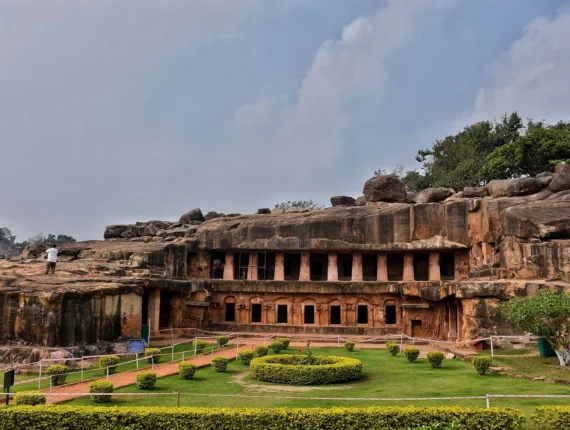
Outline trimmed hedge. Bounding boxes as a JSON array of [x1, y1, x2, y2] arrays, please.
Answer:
[[144, 348, 161, 363], [387, 343, 400, 356], [179, 361, 198, 379], [89, 381, 113, 403], [250, 355, 363, 385], [255, 345, 268, 357], [136, 371, 157, 389], [472, 356, 492, 376], [344, 341, 355, 352], [427, 351, 444, 369], [404, 347, 420, 363], [278, 338, 290, 349], [13, 391, 46, 406], [270, 341, 285, 353], [217, 336, 230, 346], [45, 365, 68, 386], [0, 406, 525, 430], [533, 406, 570, 429], [193, 339, 208, 352], [99, 355, 120, 374], [238, 350, 255, 365], [212, 357, 229, 372]]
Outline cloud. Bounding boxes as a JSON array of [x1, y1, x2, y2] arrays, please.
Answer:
[[463, 6, 570, 124]]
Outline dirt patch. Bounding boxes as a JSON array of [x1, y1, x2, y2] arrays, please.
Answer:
[[230, 371, 357, 392]]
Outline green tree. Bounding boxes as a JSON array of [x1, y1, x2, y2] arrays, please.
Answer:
[[274, 200, 325, 211], [498, 290, 570, 366]]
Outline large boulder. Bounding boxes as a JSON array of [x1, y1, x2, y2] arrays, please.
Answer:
[[363, 175, 407, 203], [486, 178, 542, 198], [179, 208, 205, 224], [548, 162, 570, 192], [355, 196, 367, 206], [413, 187, 454, 204], [536, 172, 554, 188], [330, 196, 356, 207], [501, 200, 570, 240], [463, 187, 489, 198], [204, 211, 224, 221], [257, 208, 271, 214]]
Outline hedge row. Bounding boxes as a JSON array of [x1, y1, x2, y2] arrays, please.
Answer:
[[250, 355, 362, 385], [0, 406, 524, 430], [532, 406, 570, 429]]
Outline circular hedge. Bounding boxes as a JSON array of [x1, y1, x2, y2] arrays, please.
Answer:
[[250, 355, 362, 385]]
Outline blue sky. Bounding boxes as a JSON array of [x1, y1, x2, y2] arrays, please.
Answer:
[[1, 0, 570, 240]]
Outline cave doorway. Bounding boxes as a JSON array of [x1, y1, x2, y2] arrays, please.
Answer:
[[362, 254, 377, 281], [330, 306, 341, 325], [440, 252, 455, 280], [413, 253, 429, 281], [337, 254, 353, 281], [277, 305, 288, 324], [284, 253, 301, 280], [387, 254, 404, 281], [310, 253, 328, 281], [304, 305, 315, 324]]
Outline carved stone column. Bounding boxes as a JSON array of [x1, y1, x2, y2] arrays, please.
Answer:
[[247, 253, 258, 281], [377, 254, 388, 281], [148, 289, 161, 333], [403, 253, 414, 281], [299, 252, 310, 281], [352, 252, 363, 281], [327, 252, 338, 281], [274, 252, 285, 281], [223, 252, 234, 280], [429, 252, 441, 281]]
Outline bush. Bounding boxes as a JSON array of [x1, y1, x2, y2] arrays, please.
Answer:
[[270, 341, 285, 353], [99, 355, 120, 374], [144, 348, 161, 364], [427, 351, 444, 369], [255, 345, 268, 357], [472, 356, 492, 375], [13, 391, 46, 406], [45, 365, 68, 386], [212, 357, 229, 372], [89, 381, 113, 403], [404, 347, 420, 363], [217, 336, 230, 346], [136, 371, 157, 389], [250, 355, 363, 385], [533, 406, 570, 429], [0, 405, 525, 430], [387, 343, 400, 356], [278, 338, 290, 349], [178, 361, 197, 380], [344, 341, 355, 352], [193, 339, 208, 352], [238, 350, 255, 365]]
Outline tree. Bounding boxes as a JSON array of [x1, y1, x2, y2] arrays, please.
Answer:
[[27, 233, 76, 245], [0, 227, 16, 248], [274, 200, 325, 211], [498, 290, 570, 366]]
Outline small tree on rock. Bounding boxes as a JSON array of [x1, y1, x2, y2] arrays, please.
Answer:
[[499, 290, 570, 366]]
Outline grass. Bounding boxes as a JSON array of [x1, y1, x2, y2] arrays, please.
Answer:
[[488, 355, 570, 382], [479, 348, 537, 356], [64, 347, 570, 424]]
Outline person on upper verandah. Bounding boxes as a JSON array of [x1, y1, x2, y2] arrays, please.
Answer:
[[45, 244, 59, 275]]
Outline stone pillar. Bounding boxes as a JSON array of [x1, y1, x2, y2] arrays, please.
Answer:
[[429, 252, 440, 281], [223, 252, 234, 280], [299, 252, 310, 281], [247, 253, 258, 281], [352, 252, 363, 281], [403, 253, 414, 281], [377, 254, 388, 281], [327, 253, 338, 281], [274, 252, 285, 281], [147, 289, 161, 333]]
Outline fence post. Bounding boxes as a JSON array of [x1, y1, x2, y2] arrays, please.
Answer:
[[106, 366, 109, 381], [485, 394, 490, 409], [136, 353, 139, 369], [81, 358, 84, 382], [38, 360, 42, 390], [49, 376, 53, 404], [236, 334, 240, 359], [337, 334, 340, 348], [400, 334, 403, 351], [182, 351, 185, 362], [172, 345, 175, 361], [152, 356, 155, 370], [176, 391, 181, 407], [171, 326, 175, 360], [490, 336, 494, 359]]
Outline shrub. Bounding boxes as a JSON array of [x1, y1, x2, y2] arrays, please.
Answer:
[[144, 348, 161, 364], [472, 356, 492, 375], [533, 406, 570, 429], [217, 336, 230, 346], [99, 355, 120, 374], [212, 357, 229, 372], [344, 341, 355, 352], [427, 351, 444, 369], [13, 391, 46, 406], [387, 343, 400, 356], [255, 345, 268, 357], [178, 361, 197, 380], [45, 365, 68, 386], [404, 347, 420, 363], [238, 349, 255, 365], [0, 405, 525, 429], [278, 338, 290, 349], [89, 381, 113, 403], [136, 371, 157, 389], [250, 355, 363, 385], [270, 341, 285, 353], [193, 339, 208, 352]]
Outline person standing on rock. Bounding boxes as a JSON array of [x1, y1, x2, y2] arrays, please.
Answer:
[[45, 244, 59, 275]]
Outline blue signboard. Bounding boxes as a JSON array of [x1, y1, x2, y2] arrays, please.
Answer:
[[128, 339, 146, 354]]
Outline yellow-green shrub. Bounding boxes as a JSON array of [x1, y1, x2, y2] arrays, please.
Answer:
[[45, 365, 68, 386], [472, 356, 492, 375], [13, 391, 46, 406], [144, 348, 161, 363], [89, 381, 113, 403], [344, 341, 355, 352], [0, 405, 525, 430], [217, 336, 230, 346], [136, 371, 157, 389], [427, 351, 444, 369], [255, 345, 268, 357], [278, 338, 290, 349], [533, 406, 570, 429], [99, 355, 120, 374], [404, 347, 420, 363], [212, 357, 229, 372], [178, 361, 197, 379], [193, 339, 208, 352], [387, 343, 400, 356], [270, 341, 285, 353], [250, 355, 362, 385], [238, 349, 254, 365]]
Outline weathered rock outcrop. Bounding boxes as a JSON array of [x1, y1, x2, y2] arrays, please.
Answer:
[[413, 187, 454, 203], [179, 208, 205, 224], [501, 200, 570, 240], [487, 178, 542, 198], [363, 175, 407, 203], [463, 187, 488, 198], [330, 196, 356, 207], [549, 162, 570, 192]]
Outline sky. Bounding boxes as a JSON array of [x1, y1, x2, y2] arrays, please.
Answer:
[[1, 0, 570, 241]]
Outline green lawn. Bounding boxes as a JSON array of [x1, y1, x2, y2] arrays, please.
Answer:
[[64, 347, 570, 422], [487, 355, 570, 382]]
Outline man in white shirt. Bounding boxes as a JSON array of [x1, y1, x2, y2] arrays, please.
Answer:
[[45, 244, 59, 275]]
